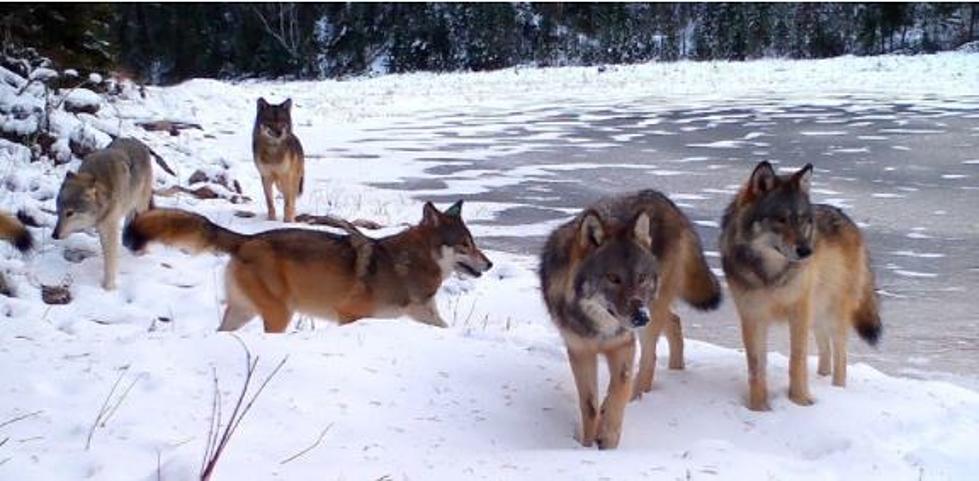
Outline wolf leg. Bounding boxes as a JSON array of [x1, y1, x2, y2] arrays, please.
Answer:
[[739, 311, 770, 411], [567, 347, 599, 447], [597, 339, 635, 450], [218, 269, 257, 331], [666, 311, 685, 370], [831, 316, 848, 387], [814, 321, 832, 376], [632, 315, 664, 399], [98, 219, 120, 290], [282, 180, 297, 223], [788, 298, 814, 406], [261, 175, 277, 221], [406, 298, 448, 328]]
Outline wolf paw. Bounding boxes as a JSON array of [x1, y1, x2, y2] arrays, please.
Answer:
[[595, 423, 621, 450], [747, 398, 771, 412], [789, 391, 814, 406]]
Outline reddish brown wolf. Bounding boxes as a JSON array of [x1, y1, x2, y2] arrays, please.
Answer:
[[124, 201, 492, 332], [720, 161, 882, 411], [540, 190, 720, 449], [0, 210, 32, 253]]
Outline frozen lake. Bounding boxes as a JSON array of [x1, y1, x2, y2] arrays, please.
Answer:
[[357, 94, 979, 386]]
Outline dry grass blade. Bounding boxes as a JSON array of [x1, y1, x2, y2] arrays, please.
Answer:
[[0, 410, 42, 430], [86, 366, 135, 450], [279, 422, 334, 465]]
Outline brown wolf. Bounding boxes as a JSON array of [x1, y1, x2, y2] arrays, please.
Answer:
[[0, 210, 33, 296], [719, 161, 882, 411], [0, 210, 33, 253], [253, 97, 304, 222], [540, 190, 721, 449], [123, 201, 492, 332], [52, 137, 155, 290]]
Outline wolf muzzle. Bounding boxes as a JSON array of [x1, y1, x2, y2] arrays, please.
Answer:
[[631, 306, 651, 328]]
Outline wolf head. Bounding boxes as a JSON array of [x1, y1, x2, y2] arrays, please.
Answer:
[[574, 210, 658, 331], [52, 171, 105, 239], [739, 161, 815, 262], [421, 200, 493, 279], [255, 97, 293, 141]]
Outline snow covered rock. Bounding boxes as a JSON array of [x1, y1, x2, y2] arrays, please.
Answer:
[[63, 88, 102, 114], [28, 67, 58, 82]]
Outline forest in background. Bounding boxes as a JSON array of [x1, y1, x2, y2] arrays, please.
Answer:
[[2, 3, 978, 84]]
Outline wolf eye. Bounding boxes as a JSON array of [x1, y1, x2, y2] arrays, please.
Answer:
[[65, 211, 74, 218], [606, 273, 621, 285]]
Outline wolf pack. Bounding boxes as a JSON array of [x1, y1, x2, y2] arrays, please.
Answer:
[[0, 97, 881, 450]]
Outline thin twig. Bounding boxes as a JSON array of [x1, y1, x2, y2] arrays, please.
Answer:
[[279, 422, 333, 465], [199, 337, 288, 481], [0, 410, 42, 430]]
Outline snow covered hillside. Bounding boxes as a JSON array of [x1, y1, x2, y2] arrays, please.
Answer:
[[2, 53, 979, 480]]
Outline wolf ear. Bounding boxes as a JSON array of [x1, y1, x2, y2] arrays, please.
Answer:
[[632, 211, 652, 250], [257, 97, 269, 110], [792, 163, 813, 193], [444, 200, 463, 217], [422, 201, 441, 226], [282, 98, 292, 110], [749, 161, 777, 196], [578, 210, 605, 248]]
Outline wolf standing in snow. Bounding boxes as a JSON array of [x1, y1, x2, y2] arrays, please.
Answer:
[[123, 200, 492, 332], [720, 161, 882, 411], [253, 97, 304, 222], [539, 190, 721, 449], [52, 137, 154, 290]]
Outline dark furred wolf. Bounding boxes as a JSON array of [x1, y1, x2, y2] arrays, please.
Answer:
[[540, 190, 721, 449], [123, 201, 492, 332], [253, 97, 304, 222], [720, 161, 881, 411]]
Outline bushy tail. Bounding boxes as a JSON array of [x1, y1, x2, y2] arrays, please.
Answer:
[[0, 211, 33, 253], [853, 271, 882, 346], [680, 236, 722, 311], [123, 208, 246, 255]]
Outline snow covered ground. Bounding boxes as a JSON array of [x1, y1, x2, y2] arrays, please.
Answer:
[[2, 53, 979, 480]]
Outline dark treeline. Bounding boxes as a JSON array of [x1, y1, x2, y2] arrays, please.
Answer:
[[3, 3, 977, 84]]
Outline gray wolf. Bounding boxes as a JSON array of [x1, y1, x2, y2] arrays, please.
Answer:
[[253, 97, 304, 222], [123, 200, 492, 332], [720, 161, 881, 411], [52, 137, 154, 290], [539, 190, 721, 449]]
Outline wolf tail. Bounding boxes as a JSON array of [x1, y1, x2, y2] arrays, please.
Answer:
[[0, 211, 33, 253], [123, 208, 246, 255], [680, 234, 722, 311], [853, 264, 882, 346]]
